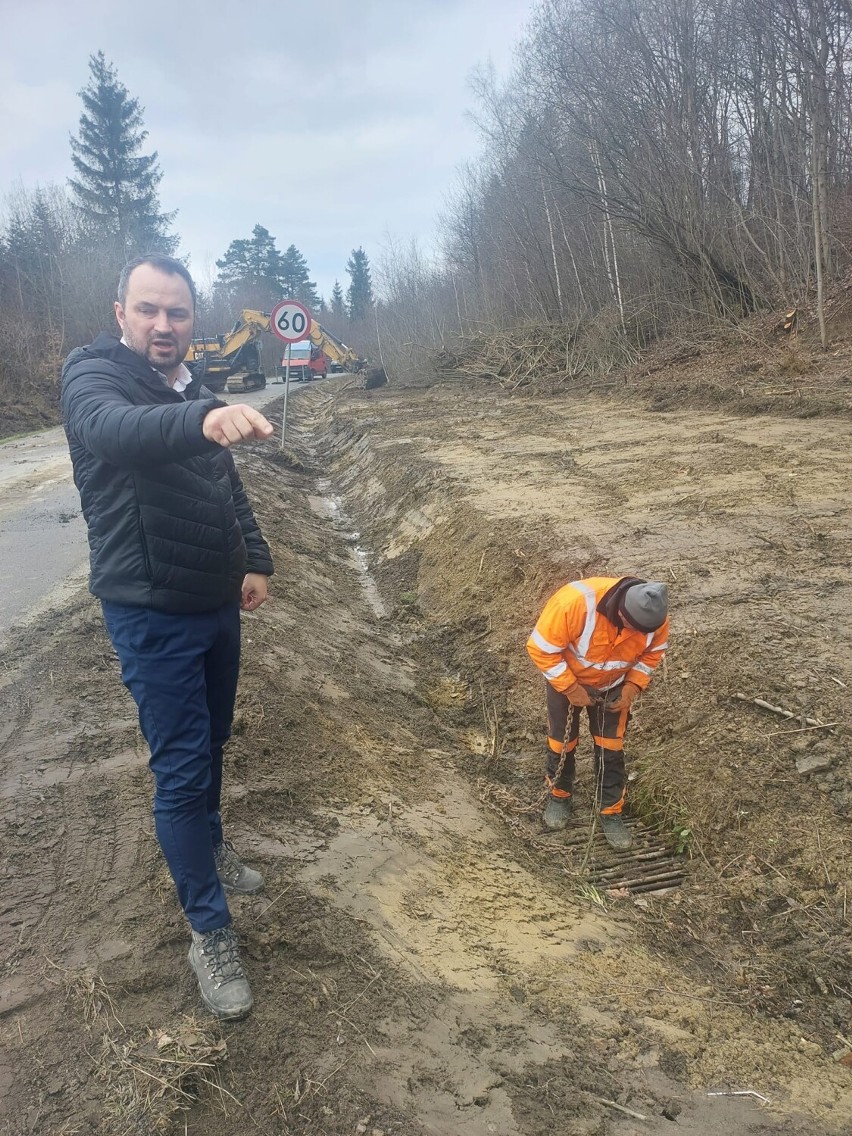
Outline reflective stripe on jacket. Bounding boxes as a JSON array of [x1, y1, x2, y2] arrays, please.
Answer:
[[526, 576, 668, 694]]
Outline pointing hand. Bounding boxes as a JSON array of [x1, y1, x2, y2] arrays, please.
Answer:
[[203, 405, 274, 447]]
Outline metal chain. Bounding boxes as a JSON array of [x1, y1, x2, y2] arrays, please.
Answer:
[[534, 706, 574, 808], [538, 686, 619, 809]]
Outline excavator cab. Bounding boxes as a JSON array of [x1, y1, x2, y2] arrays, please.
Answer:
[[183, 310, 270, 393]]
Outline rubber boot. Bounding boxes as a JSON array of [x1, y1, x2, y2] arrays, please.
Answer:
[[543, 794, 573, 831], [600, 813, 632, 851]]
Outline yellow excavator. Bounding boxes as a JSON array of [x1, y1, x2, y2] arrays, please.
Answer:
[[282, 323, 365, 381], [185, 310, 365, 393], [307, 323, 364, 375], [184, 310, 270, 394]]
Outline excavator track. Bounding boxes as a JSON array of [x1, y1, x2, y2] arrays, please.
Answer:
[[226, 371, 266, 394]]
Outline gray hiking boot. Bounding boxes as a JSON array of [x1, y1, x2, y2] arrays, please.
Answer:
[[188, 925, 253, 1020], [600, 814, 633, 851], [543, 794, 573, 831], [214, 840, 264, 895]]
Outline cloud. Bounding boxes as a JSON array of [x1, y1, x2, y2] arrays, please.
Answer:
[[0, 0, 530, 298]]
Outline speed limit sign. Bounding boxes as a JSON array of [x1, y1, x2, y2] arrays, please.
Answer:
[[270, 299, 312, 343]]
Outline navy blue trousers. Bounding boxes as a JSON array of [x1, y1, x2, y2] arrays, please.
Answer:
[[102, 600, 241, 933]]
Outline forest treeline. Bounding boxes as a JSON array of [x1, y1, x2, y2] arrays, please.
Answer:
[[3, 1, 852, 430], [0, 53, 374, 433], [376, 0, 852, 382]]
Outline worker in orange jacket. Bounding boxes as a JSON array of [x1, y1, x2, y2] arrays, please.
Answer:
[[526, 577, 669, 850]]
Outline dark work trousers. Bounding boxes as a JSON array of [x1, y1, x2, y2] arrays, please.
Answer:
[[545, 681, 630, 814], [102, 600, 241, 933]]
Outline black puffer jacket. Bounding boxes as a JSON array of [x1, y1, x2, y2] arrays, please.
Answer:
[[61, 334, 274, 614]]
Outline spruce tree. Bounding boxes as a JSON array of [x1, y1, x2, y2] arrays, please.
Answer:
[[280, 244, 319, 308], [69, 52, 176, 256], [346, 247, 374, 323], [330, 279, 345, 319]]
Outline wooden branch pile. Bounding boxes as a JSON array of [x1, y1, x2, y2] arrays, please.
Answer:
[[433, 320, 637, 390], [434, 324, 574, 389]]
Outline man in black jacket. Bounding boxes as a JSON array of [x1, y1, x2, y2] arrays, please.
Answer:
[[62, 255, 275, 1021]]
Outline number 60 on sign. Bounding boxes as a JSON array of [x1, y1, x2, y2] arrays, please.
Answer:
[[270, 299, 312, 343]]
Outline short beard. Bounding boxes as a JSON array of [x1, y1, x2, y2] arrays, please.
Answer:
[[145, 343, 181, 371], [125, 329, 181, 371]]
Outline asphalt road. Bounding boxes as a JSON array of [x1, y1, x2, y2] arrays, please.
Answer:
[[0, 382, 289, 647]]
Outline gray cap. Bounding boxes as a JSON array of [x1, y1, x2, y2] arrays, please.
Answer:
[[621, 582, 668, 631]]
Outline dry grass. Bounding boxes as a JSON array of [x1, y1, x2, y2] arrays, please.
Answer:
[[232, 691, 267, 734], [627, 756, 695, 855], [44, 957, 124, 1030], [95, 1015, 231, 1133], [145, 855, 177, 907], [43, 958, 233, 1132], [263, 447, 307, 472]]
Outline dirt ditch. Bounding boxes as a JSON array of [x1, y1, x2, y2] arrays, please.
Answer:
[[1, 373, 851, 1134]]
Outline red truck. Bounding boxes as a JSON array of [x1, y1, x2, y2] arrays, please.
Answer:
[[284, 340, 328, 381]]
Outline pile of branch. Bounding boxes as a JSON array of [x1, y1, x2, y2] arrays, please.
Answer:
[[433, 318, 639, 391], [434, 324, 567, 388]]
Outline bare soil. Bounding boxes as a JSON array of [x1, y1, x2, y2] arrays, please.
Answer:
[[0, 372, 61, 440], [2, 338, 851, 1134]]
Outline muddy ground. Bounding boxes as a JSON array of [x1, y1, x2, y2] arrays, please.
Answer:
[[1, 347, 851, 1134]]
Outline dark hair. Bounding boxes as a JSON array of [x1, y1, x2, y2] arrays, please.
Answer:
[[117, 255, 196, 309]]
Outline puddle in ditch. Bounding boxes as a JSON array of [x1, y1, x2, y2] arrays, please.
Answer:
[[307, 479, 387, 619]]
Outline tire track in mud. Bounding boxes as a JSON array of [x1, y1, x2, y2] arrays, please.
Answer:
[[0, 604, 155, 1045], [0, 382, 847, 1135]]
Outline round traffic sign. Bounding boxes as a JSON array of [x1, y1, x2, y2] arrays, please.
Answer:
[[270, 299, 312, 343]]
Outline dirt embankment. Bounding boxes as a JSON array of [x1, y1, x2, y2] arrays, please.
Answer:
[[1, 367, 850, 1135], [0, 372, 61, 440]]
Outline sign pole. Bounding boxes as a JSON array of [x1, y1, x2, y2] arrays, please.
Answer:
[[281, 343, 292, 449], [269, 298, 313, 452]]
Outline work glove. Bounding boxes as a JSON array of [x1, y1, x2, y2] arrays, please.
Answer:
[[564, 683, 596, 707], [607, 681, 641, 712]]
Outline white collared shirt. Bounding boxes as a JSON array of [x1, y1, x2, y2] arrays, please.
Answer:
[[120, 337, 192, 395], [170, 363, 193, 393]]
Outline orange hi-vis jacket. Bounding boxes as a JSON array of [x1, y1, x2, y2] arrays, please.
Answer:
[[527, 577, 669, 695]]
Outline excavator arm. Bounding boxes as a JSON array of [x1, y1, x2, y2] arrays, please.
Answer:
[[308, 322, 363, 371], [184, 310, 271, 393], [219, 311, 272, 358]]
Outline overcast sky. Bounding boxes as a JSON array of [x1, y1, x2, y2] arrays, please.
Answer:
[[0, 0, 529, 301]]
